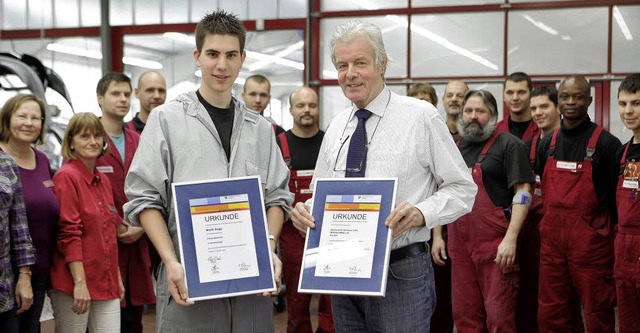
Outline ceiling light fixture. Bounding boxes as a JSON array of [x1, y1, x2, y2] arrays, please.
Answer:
[[521, 14, 559, 35], [248, 41, 304, 72], [46, 43, 163, 69], [163, 32, 196, 45], [613, 6, 634, 41]]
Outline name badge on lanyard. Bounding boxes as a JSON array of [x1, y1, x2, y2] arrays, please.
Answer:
[[556, 161, 577, 170], [623, 180, 639, 189], [43, 180, 54, 188]]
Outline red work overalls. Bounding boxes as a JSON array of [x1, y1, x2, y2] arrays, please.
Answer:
[[538, 126, 615, 332], [449, 132, 519, 333], [278, 133, 334, 333], [614, 142, 640, 332]]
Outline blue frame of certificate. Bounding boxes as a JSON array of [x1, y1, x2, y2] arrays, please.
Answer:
[[172, 176, 275, 301], [299, 178, 397, 296]]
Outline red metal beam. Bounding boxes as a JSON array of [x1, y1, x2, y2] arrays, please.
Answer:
[[0, 27, 100, 39]]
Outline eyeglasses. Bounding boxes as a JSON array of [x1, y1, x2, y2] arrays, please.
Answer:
[[332, 135, 368, 173], [14, 113, 44, 124]]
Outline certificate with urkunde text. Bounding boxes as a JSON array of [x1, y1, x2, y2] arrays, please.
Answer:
[[299, 178, 397, 296], [172, 176, 275, 301]]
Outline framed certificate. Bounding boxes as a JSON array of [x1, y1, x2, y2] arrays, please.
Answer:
[[299, 178, 397, 296], [172, 176, 275, 301]]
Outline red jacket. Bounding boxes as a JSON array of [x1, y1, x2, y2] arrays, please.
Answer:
[[51, 159, 121, 300], [96, 127, 155, 306]]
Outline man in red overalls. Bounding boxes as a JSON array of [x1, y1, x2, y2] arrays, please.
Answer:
[[447, 89, 533, 332], [497, 72, 540, 141], [277, 87, 334, 333], [614, 73, 640, 332], [96, 73, 156, 333], [535, 75, 620, 332]]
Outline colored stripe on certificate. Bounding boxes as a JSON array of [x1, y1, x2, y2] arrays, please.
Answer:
[[324, 203, 380, 211], [190, 202, 250, 215]]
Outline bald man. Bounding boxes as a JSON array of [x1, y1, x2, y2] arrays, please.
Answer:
[[535, 75, 620, 331], [127, 71, 167, 133]]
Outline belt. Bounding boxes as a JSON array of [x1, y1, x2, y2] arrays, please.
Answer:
[[390, 242, 428, 263]]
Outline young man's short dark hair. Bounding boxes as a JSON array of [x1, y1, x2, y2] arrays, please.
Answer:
[[195, 10, 246, 54], [505, 72, 532, 92], [618, 73, 640, 97], [530, 85, 558, 106], [96, 72, 131, 96]]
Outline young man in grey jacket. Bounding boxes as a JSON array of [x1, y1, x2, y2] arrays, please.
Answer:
[[123, 10, 292, 332]]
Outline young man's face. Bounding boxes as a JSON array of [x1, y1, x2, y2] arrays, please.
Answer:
[[242, 80, 271, 114], [194, 34, 246, 98], [503, 80, 530, 116], [530, 94, 561, 132], [618, 90, 640, 132], [98, 81, 132, 120]]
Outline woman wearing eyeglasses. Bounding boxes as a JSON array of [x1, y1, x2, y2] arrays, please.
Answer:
[[0, 94, 60, 332], [49, 113, 124, 333]]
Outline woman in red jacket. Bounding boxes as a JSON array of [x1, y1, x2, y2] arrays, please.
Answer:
[[49, 113, 124, 333]]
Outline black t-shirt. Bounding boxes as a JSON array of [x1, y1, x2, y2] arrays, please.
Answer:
[[196, 90, 234, 161], [130, 114, 145, 133], [524, 136, 540, 169], [459, 132, 534, 208], [535, 117, 621, 220], [616, 138, 640, 177], [509, 118, 533, 139], [276, 130, 325, 170]]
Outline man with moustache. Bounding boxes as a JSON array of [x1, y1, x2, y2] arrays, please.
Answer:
[[441, 80, 469, 142], [614, 73, 640, 331], [497, 72, 540, 141], [535, 75, 620, 332], [277, 87, 334, 333], [447, 90, 533, 332], [290, 20, 476, 332], [429, 79, 469, 333], [95, 72, 155, 333], [127, 71, 167, 133]]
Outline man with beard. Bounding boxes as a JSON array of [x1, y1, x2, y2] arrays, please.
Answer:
[[447, 90, 533, 332], [277, 87, 334, 333], [441, 80, 469, 142], [429, 79, 469, 333], [535, 75, 620, 332], [497, 72, 540, 141]]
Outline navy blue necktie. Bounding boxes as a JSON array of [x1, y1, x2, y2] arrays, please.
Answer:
[[345, 109, 373, 178]]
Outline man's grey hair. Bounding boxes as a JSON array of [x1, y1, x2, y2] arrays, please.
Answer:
[[329, 20, 388, 70]]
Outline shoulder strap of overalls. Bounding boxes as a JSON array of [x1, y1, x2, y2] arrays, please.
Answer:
[[585, 125, 604, 160], [278, 131, 291, 166], [478, 131, 500, 163]]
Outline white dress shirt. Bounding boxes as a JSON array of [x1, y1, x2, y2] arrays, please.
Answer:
[[311, 87, 477, 249]]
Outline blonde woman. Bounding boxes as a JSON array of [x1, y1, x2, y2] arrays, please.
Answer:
[[49, 113, 124, 333]]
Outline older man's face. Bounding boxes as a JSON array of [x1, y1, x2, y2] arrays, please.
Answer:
[[334, 37, 386, 109]]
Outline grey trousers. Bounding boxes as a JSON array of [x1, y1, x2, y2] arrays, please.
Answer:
[[155, 263, 274, 333]]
